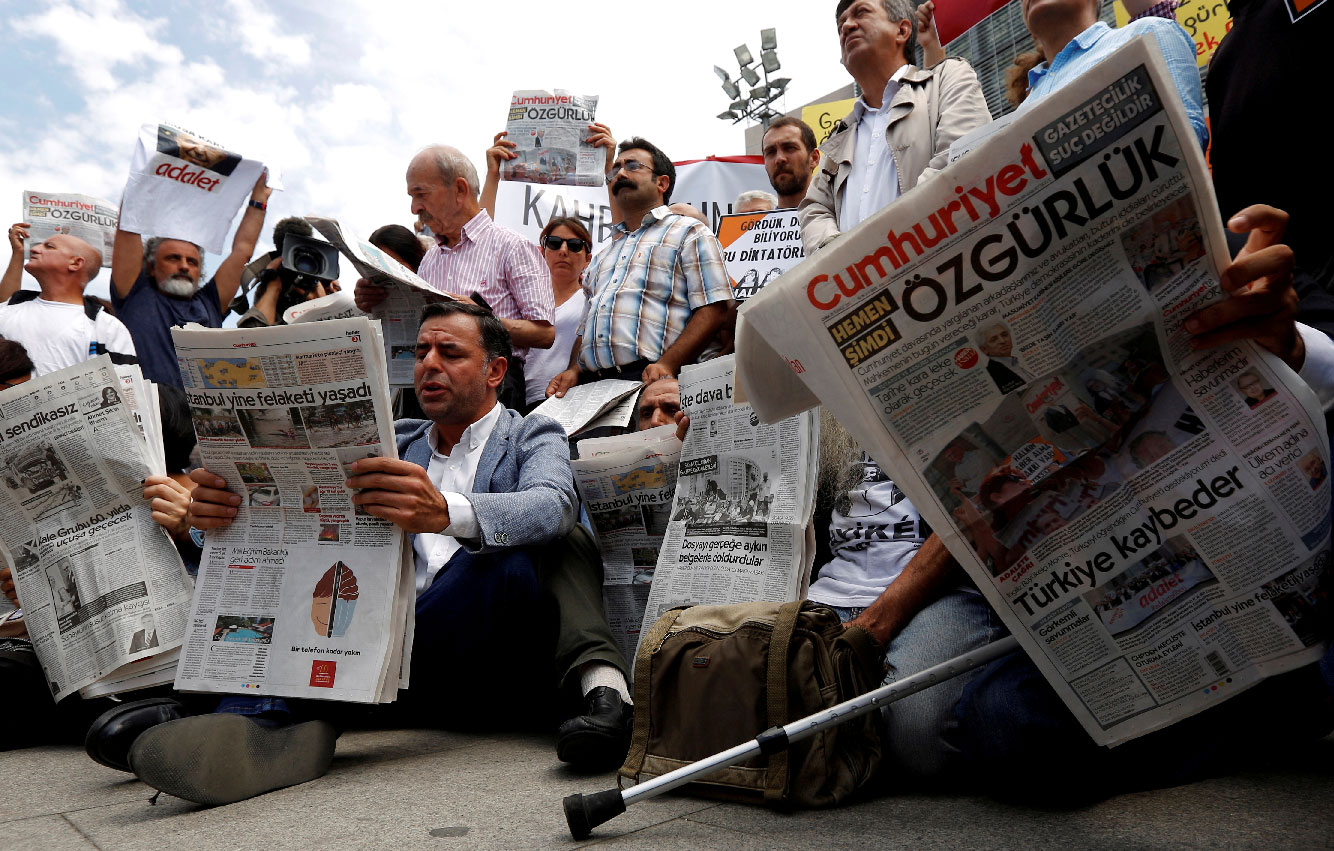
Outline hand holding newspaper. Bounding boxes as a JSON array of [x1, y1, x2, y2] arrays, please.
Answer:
[[735, 39, 1329, 745]]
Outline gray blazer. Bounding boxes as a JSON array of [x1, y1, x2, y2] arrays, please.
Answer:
[[395, 410, 576, 554]]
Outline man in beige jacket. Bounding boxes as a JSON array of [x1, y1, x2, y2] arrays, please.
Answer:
[[799, 0, 991, 254]]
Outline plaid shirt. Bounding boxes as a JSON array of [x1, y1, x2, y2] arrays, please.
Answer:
[[1129, 0, 1179, 21], [578, 207, 731, 372], [417, 210, 553, 361]]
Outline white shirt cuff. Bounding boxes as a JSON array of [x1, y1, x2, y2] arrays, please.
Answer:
[[1296, 323, 1334, 413], [441, 492, 479, 540]]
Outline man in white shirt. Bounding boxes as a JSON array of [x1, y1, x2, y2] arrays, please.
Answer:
[[0, 228, 136, 375]]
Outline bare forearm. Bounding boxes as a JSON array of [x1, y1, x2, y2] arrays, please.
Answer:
[[0, 252, 22, 301], [848, 534, 958, 645], [505, 318, 555, 350], [656, 302, 729, 373]]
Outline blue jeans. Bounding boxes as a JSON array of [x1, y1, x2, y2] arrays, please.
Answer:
[[830, 584, 1007, 779]]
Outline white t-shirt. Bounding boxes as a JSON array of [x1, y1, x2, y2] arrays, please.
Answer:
[[524, 290, 587, 405], [0, 296, 137, 376]]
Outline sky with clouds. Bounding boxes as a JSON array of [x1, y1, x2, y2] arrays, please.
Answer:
[[0, 0, 857, 302]]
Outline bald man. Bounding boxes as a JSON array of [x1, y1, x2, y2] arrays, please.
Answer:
[[0, 224, 136, 376]]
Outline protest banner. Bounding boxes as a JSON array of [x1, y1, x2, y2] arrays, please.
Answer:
[[801, 98, 858, 147], [1115, 0, 1232, 66], [672, 156, 770, 232], [22, 191, 117, 267], [716, 209, 806, 301], [118, 123, 268, 254], [735, 38, 1330, 746], [504, 90, 602, 186]]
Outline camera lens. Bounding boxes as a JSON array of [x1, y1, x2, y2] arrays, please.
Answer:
[[292, 248, 322, 275]]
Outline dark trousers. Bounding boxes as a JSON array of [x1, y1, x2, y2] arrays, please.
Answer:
[[544, 524, 630, 694], [577, 359, 650, 386]]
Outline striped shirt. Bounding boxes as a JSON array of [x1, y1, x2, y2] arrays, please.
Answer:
[[1024, 20, 1208, 152], [578, 207, 731, 372], [417, 210, 554, 361]]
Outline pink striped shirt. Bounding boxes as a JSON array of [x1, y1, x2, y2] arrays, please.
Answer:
[[417, 210, 554, 360]]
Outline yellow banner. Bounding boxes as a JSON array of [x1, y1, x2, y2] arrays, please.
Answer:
[[1115, 0, 1232, 67], [801, 98, 858, 148]]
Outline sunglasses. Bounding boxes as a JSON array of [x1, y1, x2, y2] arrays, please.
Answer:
[[543, 235, 588, 253]]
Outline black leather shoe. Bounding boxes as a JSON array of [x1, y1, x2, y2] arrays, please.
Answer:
[[85, 697, 187, 772], [556, 686, 633, 771]]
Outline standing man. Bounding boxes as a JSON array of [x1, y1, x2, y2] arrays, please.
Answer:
[[110, 173, 271, 386], [547, 138, 732, 394], [800, 0, 991, 254], [761, 117, 821, 210], [0, 225, 137, 376], [356, 145, 554, 410]]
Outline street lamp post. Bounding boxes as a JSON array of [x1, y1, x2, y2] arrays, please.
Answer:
[[714, 28, 791, 130]]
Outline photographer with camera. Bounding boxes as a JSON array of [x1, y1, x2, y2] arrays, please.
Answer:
[[234, 217, 341, 327]]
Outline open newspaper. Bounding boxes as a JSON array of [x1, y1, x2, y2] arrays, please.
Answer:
[[530, 379, 642, 436], [504, 90, 601, 186], [22, 190, 117, 267], [306, 216, 443, 387], [573, 424, 682, 663], [0, 358, 192, 701], [170, 318, 413, 703], [639, 356, 819, 647], [735, 38, 1331, 746]]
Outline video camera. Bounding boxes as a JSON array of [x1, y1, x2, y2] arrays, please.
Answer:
[[231, 232, 341, 321]]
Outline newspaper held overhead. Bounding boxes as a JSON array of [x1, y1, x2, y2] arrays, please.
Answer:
[[0, 358, 192, 701], [170, 318, 412, 703], [306, 216, 445, 388], [639, 356, 819, 650], [118, 123, 269, 254], [573, 424, 682, 664], [736, 38, 1330, 747], [716, 209, 806, 301], [22, 191, 117, 267], [504, 90, 602, 186]]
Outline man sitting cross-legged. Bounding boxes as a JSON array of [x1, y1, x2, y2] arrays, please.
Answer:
[[119, 300, 581, 805]]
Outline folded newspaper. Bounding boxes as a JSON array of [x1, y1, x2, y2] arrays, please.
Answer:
[[573, 424, 682, 663], [306, 215, 444, 387], [170, 318, 413, 703], [504, 90, 602, 186], [22, 190, 117, 267], [530, 379, 642, 436], [638, 356, 819, 649], [735, 38, 1330, 746], [0, 358, 192, 701]]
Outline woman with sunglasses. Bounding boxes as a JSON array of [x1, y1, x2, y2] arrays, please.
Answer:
[[522, 217, 592, 412]]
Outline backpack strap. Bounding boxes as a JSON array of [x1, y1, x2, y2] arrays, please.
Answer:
[[762, 600, 805, 804], [82, 296, 103, 321]]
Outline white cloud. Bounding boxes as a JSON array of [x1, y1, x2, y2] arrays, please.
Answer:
[[12, 0, 181, 92], [224, 0, 313, 66]]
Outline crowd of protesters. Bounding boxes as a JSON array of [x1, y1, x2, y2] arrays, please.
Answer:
[[0, 0, 1330, 811]]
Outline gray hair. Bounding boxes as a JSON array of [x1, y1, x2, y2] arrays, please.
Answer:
[[816, 408, 868, 523], [835, 0, 919, 64], [735, 190, 779, 211], [417, 144, 480, 199], [143, 236, 204, 274]]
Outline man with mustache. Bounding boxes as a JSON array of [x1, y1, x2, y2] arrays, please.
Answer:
[[546, 138, 732, 394], [109, 172, 271, 386]]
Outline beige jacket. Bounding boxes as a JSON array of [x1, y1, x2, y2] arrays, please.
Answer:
[[798, 58, 991, 254]]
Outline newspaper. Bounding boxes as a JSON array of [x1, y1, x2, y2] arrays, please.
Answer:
[[306, 216, 444, 387], [504, 90, 601, 186], [22, 191, 117, 267], [529, 379, 642, 436], [573, 425, 682, 664], [639, 356, 819, 645], [283, 290, 362, 325], [735, 39, 1331, 746], [0, 358, 192, 701], [170, 318, 413, 703], [717, 209, 806, 301]]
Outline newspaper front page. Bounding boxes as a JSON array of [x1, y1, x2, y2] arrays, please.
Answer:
[[504, 90, 601, 186], [171, 318, 412, 703], [22, 191, 117, 267], [573, 425, 682, 664], [0, 358, 192, 701], [736, 39, 1330, 746], [639, 356, 819, 645]]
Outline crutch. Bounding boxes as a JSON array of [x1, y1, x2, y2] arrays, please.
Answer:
[[563, 634, 1021, 839]]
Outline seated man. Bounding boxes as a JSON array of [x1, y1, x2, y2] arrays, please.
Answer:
[[118, 300, 579, 804]]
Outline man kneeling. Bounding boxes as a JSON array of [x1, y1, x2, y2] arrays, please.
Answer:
[[126, 300, 577, 805]]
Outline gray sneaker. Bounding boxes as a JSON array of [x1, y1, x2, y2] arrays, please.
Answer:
[[129, 714, 336, 806]]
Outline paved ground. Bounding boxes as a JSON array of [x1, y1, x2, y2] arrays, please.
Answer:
[[5, 728, 1332, 850]]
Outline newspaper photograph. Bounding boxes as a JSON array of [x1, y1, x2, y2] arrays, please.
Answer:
[[736, 38, 1330, 746], [171, 317, 412, 703], [639, 356, 819, 647], [0, 357, 192, 702], [22, 190, 117, 267], [306, 215, 444, 387], [573, 425, 682, 664], [504, 90, 602, 186], [717, 209, 806, 301]]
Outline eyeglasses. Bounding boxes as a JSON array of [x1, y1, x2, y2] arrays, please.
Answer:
[[605, 160, 654, 185], [543, 235, 588, 253]]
